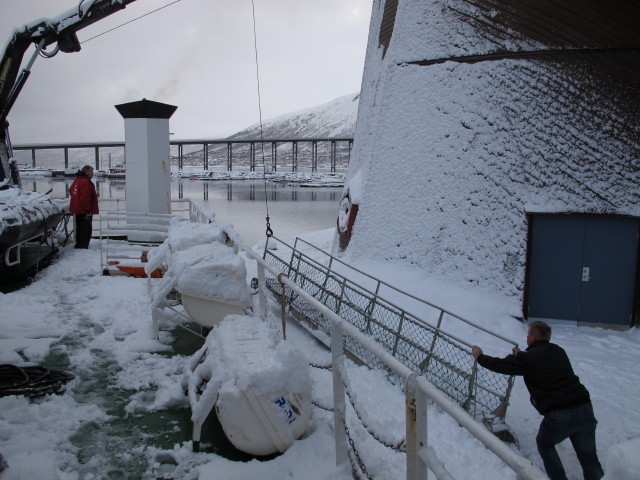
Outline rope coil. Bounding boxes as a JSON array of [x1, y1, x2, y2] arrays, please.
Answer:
[[0, 364, 74, 398]]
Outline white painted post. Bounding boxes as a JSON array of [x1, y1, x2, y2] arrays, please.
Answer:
[[406, 373, 418, 479], [331, 320, 348, 468], [415, 378, 429, 479], [406, 373, 428, 480]]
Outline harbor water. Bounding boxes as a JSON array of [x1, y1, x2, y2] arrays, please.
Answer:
[[25, 175, 343, 246]]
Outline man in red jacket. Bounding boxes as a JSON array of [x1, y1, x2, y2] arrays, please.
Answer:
[[471, 321, 603, 480], [69, 165, 99, 248]]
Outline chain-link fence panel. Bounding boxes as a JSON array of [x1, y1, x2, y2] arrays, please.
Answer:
[[262, 239, 515, 419]]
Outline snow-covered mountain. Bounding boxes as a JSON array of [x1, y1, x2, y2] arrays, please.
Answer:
[[229, 93, 359, 140]]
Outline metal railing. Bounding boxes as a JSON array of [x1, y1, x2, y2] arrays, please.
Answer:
[[261, 235, 517, 420], [114, 200, 543, 479], [246, 247, 547, 480], [97, 198, 206, 274]]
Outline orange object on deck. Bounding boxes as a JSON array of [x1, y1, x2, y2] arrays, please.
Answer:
[[116, 265, 163, 278]]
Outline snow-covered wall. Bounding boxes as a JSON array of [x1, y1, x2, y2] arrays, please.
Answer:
[[342, 0, 640, 304]]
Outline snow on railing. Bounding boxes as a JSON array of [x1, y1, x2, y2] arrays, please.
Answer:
[[245, 248, 547, 480], [260, 235, 517, 422]]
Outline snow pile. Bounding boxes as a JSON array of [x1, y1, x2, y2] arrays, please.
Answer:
[[0, 186, 61, 236], [0, 394, 109, 480], [165, 217, 228, 253], [174, 243, 250, 305], [0, 248, 186, 478], [603, 436, 640, 480], [148, 218, 249, 309]]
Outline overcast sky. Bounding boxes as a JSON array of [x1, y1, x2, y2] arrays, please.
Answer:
[[0, 0, 371, 144]]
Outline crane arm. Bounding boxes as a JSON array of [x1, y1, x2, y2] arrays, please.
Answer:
[[0, 0, 139, 188], [0, 0, 139, 129]]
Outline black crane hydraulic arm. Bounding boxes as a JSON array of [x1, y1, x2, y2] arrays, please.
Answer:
[[0, 0, 139, 188]]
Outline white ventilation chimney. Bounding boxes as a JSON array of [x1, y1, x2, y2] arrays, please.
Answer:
[[115, 98, 177, 242]]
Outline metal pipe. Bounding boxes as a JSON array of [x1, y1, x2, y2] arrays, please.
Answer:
[[419, 447, 454, 480], [406, 373, 429, 480]]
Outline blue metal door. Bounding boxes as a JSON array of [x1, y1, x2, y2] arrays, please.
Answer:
[[527, 215, 639, 327], [580, 217, 639, 326], [528, 215, 584, 322]]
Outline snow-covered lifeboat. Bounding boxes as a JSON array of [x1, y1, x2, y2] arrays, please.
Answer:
[[184, 316, 312, 456], [173, 241, 252, 327]]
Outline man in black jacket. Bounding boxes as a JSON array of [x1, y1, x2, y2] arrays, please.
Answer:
[[471, 321, 604, 480]]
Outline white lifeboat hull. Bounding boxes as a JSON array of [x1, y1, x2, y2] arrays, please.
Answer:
[[216, 388, 311, 456], [214, 316, 311, 456], [179, 291, 248, 328]]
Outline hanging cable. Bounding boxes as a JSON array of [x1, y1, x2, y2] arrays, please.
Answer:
[[80, 0, 182, 44], [251, 0, 273, 238]]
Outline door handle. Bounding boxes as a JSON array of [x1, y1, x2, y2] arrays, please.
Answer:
[[582, 266, 591, 282]]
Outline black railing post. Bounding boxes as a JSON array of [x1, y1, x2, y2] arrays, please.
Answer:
[[330, 140, 337, 173], [250, 142, 256, 171], [292, 141, 298, 172], [312, 140, 318, 173], [271, 142, 277, 172]]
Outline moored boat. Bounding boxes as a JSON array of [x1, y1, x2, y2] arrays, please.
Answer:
[[106, 164, 125, 178], [0, 187, 63, 285]]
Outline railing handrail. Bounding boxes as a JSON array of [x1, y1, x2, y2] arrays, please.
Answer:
[[286, 235, 518, 348]]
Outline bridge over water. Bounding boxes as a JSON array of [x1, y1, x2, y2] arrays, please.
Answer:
[[13, 137, 353, 173]]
